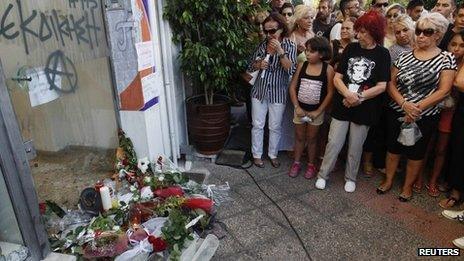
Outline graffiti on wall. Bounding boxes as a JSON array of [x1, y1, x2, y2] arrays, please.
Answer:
[[0, 0, 102, 55], [1, 0, 108, 95]]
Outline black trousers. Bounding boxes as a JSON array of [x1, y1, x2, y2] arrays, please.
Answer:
[[446, 106, 464, 192]]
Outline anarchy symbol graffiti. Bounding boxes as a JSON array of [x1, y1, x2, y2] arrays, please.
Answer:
[[45, 50, 78, 93]]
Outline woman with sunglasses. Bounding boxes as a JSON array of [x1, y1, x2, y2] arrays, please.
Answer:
[[279, 3, 294, 24], [384, 4, 406, 48], [377, 13, 456, 202], [289, 5, 316, 63], [247, 12, 297, 168], [315, 11, 391, 192]]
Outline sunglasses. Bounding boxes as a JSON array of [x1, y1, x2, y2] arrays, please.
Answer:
[[263, 28, 281, 35], [415, 28, 435, 37], [374, 2, 388, 8], [282, 12, 293, 17], [386, 13, 399, 19]]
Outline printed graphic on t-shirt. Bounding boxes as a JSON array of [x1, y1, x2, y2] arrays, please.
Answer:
[[397, 64, 436, 99], [346, 57, 376, 93], [298, 78, 323, 105]]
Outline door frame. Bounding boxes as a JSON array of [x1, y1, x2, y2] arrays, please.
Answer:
[[0, 60, 50, 260]]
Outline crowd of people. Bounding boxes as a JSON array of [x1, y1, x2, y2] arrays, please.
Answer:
[[245, 0, 464, 248]]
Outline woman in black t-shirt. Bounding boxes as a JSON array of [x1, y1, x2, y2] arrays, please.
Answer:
[[315, 11, 391, 193]]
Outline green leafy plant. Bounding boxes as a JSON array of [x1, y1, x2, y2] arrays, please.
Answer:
[[163, 0, 256, 104], [161, 209, 194, 259]]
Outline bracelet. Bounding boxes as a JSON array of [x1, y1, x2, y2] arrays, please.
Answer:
[[400, 100, 406, 110]]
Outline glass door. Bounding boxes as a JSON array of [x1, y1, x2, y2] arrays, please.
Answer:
[[0, 167, 27, 260]]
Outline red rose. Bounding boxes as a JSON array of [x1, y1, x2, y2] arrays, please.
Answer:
[[154, 186, 184, 198], [183, 198, 214, 214], [147, 235, 167, 252]]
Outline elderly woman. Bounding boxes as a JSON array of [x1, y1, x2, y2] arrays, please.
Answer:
[[247, 12, 297, 168], [290, 4, 316, 62], [385, 3, 406, 48], [389, 14, 415, 64], [377, 13, 456, 202], [361, 14, 416, 176], [331, 16, 357, 68], [315, 11, 391, 192]]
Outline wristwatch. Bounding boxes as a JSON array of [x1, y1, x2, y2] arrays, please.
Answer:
[[279, 52, 287, 59]]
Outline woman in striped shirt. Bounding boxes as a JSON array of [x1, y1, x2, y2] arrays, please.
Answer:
[[377, 13, 457, 202], [247, 12, 297, 168]]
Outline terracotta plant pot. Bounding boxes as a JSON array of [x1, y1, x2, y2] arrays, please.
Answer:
[[186, 95, 231, 155]]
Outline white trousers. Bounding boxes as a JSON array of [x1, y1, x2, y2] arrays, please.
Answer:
[[251, 98, 286, 159], [318, 118, 370, 182]]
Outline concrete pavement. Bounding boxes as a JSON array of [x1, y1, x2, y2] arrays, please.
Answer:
[[193, 156, 464, 260]]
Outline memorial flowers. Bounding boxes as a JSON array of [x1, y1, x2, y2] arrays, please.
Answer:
[[44, 130, 218, 260]]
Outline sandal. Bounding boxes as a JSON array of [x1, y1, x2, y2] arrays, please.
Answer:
[[439, 197, 461, 209], [253, 158, 264, 168], [426, 184, 440, 197], [376, 185, 391, 195], [270, 158, 280, 168], [398, 194, 412, 202], [412, 183, 422, 193]]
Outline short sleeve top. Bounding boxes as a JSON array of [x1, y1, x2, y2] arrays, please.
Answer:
[[331, 42, 391, 126], [388, 50, 457, 116]]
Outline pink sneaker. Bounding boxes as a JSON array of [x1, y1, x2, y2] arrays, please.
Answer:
[[288, 162, 301, 178], [304, 164, 317, 179]]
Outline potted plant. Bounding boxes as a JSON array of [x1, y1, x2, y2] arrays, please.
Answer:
[[164, 0, 257, 155]]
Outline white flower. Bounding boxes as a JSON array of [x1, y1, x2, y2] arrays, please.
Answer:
[[144, 176, 152, 183], [137, 157, 150, 174], [158, 175, 165, 181], [129, 185, 137, 192], [141, 186, 153, 199], [112, 226, 120, 231]]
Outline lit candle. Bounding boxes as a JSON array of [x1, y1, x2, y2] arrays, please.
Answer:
[[99, 186, 112, 211]]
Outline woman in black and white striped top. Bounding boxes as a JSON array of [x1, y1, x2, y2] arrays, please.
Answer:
[[247, 12, 297, 168], [377, 13, 457, 202]]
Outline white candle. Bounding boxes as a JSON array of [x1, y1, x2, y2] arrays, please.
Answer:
[[99, 186, 112, 211]]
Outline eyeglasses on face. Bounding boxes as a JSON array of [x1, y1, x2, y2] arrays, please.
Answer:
[[374, 2, 388, 8], [282, 12, 293, 17], [415, 27, 435, 37], [263, 28, 280, 35]]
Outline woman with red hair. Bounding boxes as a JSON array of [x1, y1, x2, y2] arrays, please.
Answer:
[[315, 11, 391, 192]]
